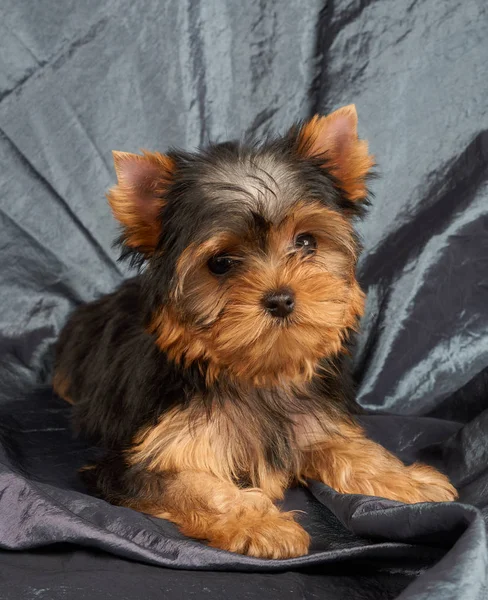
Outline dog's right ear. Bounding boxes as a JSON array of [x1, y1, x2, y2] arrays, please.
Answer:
[[107, 151, 175, 254]]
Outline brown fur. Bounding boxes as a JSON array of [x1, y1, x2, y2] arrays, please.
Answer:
[[298, 105, 375, 203], [125, 401, 320, 555], [130, 405, 457, 505], [129, 401, 298, 500], [301, 421, 457, 503], [107, 151, 174, 253], [150, 201, 365, 387], [124, 406, 456, 554], [135, 471, 310, 559], [52, 371, 73, 404]]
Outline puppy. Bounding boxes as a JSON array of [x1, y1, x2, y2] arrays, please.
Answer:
[[54, 105, 457, 559]]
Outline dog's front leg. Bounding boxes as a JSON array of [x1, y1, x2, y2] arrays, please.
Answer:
[[83, 457, 309, 559], [299, 420, 457, 503], [154, 470, 310, 558]]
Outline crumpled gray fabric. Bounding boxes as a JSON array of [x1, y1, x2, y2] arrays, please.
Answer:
[[0, 1, 487, 599]]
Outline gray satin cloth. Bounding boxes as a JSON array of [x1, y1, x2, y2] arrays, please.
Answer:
[[1, 1, 487, 599]]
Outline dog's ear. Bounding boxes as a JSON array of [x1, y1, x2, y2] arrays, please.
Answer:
[[107, 151, 175, 253], [296, 105, 374, 202]]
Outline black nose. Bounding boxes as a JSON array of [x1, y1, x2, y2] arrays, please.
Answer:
[[263, 288, 295, 318]]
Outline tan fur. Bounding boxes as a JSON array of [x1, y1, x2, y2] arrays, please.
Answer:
[[126, 403, 310, 558], [300, 421, 458, 503], [107, 151, 174, 253], [130, 405, 457, 505], [174, 232, 242, 301], [133, 471, 310, 559], [124, 407, 455, 558], [150, 201, 365, 387], [52, 371, 73, 404], [129, 403, 293, 500], [298, 105, 375, 203]]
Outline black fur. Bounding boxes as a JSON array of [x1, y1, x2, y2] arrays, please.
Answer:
[[56, 275, 359, 447], [56, 279, 207, 448]]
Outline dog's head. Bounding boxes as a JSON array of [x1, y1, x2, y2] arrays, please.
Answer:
[[108, 105, 374, 386]]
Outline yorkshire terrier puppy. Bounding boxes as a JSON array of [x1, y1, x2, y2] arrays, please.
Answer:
[[54, 105, 457, 559]]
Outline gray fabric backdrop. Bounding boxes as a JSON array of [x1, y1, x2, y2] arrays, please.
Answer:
[[1, 1, 487, 599]]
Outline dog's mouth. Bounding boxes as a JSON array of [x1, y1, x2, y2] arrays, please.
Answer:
[[266, 312, 296, 327]]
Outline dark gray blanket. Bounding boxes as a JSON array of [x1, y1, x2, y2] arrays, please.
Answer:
[[1, 1, 487, 598]]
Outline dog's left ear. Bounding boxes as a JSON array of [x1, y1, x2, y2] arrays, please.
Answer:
[[107, 151, 175, 254], [296, 105, 374, 203]]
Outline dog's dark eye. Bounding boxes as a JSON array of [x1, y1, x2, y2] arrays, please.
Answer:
[[295, 233, 317, 255], [207, 255, 237, 275]]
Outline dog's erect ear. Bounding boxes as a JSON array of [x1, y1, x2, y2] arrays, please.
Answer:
[[107, 151, 175, 253], [296, 105, 374, 202]]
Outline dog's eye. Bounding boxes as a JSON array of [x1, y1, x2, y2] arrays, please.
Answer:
[[295, 233, 317, 255], [207, 255, 237, 275]]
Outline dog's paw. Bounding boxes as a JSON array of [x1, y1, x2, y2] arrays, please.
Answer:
[[401, 463, 458, 503], [209, 509, 310, 559]]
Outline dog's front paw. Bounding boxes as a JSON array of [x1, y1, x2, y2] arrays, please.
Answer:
[[401, 464, 457, 503], [209, 509, 310, 559]]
